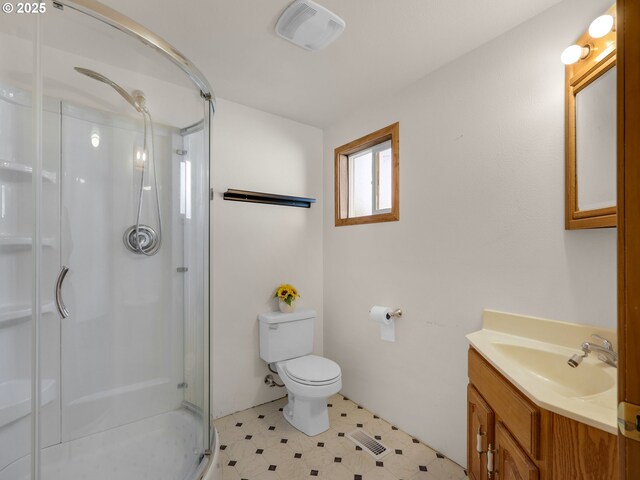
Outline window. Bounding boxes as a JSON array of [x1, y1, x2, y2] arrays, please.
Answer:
[[334, 122, 399, 226]]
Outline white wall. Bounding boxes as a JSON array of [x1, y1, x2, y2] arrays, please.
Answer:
[[322, 0, 615, 466], [211, 98, 323, 419]]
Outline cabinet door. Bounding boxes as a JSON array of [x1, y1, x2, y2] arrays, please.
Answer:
[[468, 385, 494, 480], [495, 422, 539, 480]]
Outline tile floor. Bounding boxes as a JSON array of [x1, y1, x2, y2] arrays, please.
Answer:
[[214, 394, 468, 480]]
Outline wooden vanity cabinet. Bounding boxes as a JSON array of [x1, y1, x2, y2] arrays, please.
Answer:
[[467, 347, 617, 480], [495, 422, 539, 480]]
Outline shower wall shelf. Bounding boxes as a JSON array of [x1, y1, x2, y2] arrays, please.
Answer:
[[0, 236, 55, 247], [0, 303, 55, 328], [0, 378, 56, 428], [223, 188, 316, 208], [0, 161, 57, 182]]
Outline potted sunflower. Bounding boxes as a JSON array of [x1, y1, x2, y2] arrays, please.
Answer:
[[274, 283, 300, 313]]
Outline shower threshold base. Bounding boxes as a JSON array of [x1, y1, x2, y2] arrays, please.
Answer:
[[0, 409, 205, 480]]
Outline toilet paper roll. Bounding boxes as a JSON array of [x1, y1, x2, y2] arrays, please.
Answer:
[[369, 306, 393, 325]]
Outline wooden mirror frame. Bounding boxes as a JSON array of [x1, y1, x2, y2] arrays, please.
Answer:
[[565, 4, 617, 229]]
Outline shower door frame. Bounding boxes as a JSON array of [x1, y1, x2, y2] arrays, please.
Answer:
[[55, 0, 215, 435], [55, 0, 214, 102]]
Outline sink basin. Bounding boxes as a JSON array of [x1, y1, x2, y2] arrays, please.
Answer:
[[467, 310, 619, 434], [493, 343, 615, 398]]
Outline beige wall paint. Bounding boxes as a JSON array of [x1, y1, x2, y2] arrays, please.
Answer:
[[211, 98, 323, 419], [322, 0, 615, 466]]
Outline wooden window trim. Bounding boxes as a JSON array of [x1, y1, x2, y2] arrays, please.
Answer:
[[334, 122, 399, 226]]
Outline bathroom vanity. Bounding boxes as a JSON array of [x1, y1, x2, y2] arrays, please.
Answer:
[[466, 311, 618, 480]]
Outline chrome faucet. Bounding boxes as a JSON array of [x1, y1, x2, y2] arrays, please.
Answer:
[[567, 334, 617, 368]]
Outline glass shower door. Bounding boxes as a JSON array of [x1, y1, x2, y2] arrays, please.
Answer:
[[0, 16, 36, 476], [59, 104, 184, 442], [0, 12, 61, 480]]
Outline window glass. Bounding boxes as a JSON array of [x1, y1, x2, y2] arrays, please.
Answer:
[[348, 151, 373, 217], [334, 122, 399, 226]]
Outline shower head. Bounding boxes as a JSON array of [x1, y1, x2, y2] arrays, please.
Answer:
[[74, 67, 142, 112]]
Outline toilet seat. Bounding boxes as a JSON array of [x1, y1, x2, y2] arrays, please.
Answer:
[[283, 355, 341, 386]]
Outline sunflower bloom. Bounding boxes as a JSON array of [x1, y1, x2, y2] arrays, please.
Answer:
[[274, 283, 301, 305]]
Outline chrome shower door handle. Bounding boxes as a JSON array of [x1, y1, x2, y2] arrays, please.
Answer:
[[55, 265, 70, 319]]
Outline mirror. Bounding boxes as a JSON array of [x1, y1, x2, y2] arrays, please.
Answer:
[[565, 6, 617, 229], [576, 67, 616, 212]]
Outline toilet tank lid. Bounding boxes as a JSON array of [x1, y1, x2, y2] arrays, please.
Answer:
[[259, 309, 316, 324]]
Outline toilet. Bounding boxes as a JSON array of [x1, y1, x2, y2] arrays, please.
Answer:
[[259, 309, 342, 436]]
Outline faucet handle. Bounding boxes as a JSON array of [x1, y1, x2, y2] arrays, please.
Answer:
[[591, 334, 613, 350]]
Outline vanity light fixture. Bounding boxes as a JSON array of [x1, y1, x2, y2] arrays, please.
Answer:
[[588, 14, 615, 39], [560, 44, 591, 65], [561, 11, 616, 65]]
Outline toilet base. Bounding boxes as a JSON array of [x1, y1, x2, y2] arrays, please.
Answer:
[[282, 392, 330, 437]]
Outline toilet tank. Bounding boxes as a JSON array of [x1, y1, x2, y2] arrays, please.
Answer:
[[259, 309, 316, 363]]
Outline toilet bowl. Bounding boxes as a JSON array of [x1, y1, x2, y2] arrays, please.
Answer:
[[275, 355, 342, 436], [259, 309, 342, 436]]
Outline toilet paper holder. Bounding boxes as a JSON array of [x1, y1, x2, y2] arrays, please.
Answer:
[[386, 309, 402, 320]]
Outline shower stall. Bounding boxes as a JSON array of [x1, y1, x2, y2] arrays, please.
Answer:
[[0, 1, 215, 479]]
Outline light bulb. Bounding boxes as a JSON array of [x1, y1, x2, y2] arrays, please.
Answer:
[[90, 133, 100, 148], [589, 14, 614, 39], [561, 44, 589, 65]]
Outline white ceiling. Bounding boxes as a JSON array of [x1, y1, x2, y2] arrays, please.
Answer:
[[100, 0, 563, 128]]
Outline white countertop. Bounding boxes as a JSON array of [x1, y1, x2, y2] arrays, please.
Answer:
[[467, 310, 617, 435]]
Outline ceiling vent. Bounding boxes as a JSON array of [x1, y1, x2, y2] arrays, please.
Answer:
[[275, 0, 346, 51]]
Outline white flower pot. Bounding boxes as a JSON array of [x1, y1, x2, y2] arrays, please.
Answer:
[[279, 299, 295, 313]]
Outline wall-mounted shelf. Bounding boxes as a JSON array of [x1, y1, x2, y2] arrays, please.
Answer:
[[0, 302, 55, 328], [0, 236, 55, 248], [0, 160, 57, 183], [0, 378, 57, 428], [223, 189, 316, 208]]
